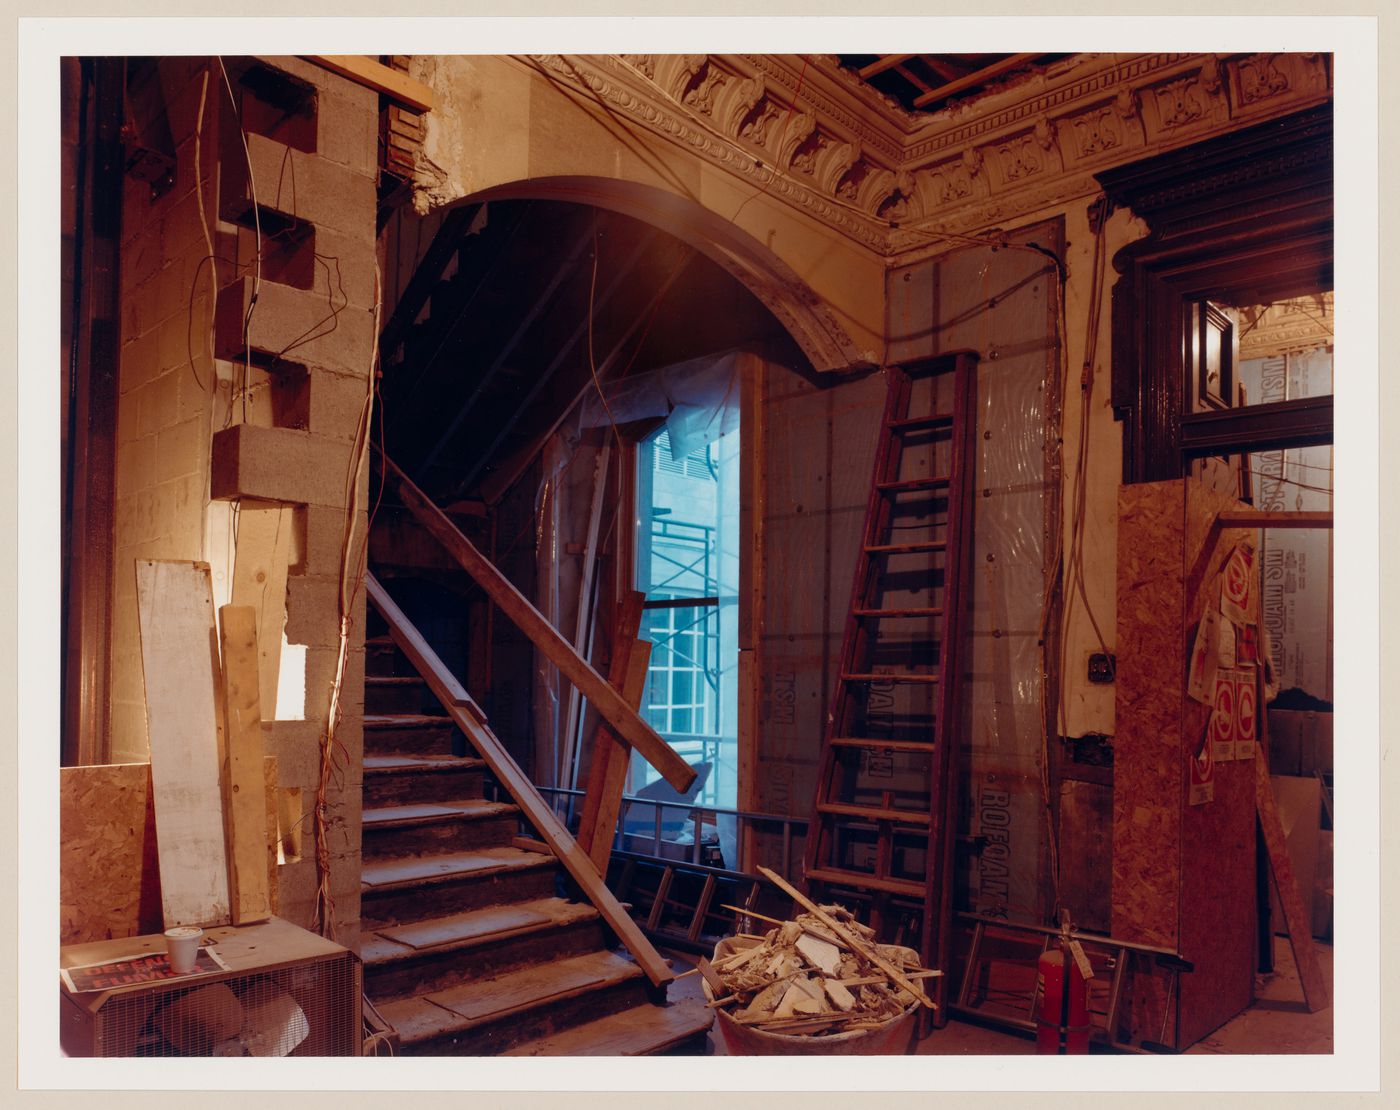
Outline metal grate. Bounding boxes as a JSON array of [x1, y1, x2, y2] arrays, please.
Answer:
[[63, 951, 360, 1058]]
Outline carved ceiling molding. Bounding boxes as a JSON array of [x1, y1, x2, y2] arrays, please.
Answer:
[[519, 53, 1332, 261], [1238, 292, 1334, 362]]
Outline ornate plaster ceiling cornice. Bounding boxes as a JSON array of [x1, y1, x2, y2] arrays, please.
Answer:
[[519, 52, 1332, 263]]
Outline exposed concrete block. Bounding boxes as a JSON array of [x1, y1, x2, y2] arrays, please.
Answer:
[[224, 132, 375, 242], [305, 223, 378, 312], [216, 276, 376, 381], [307, 369, 371, 442], [156, 418, 203, 483], [315, 88, 377, 179], [120, 331, 160, 396], [268, 719, 322, 787], [254, 55, 379, 116], [116, 436, 158, 499], [302, 503, 353, 576], [284, 574, 341, 645], [209, 423, 357, 507]]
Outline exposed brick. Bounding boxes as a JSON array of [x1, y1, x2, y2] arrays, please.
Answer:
[[210, 423, 357, 507], [216, 276, 376, 382]]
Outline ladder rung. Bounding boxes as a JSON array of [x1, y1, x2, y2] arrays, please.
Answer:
[[842, 672, 941, 684], [854, 607, 944, 619], [832, 737, 937, 753], [865, 540, 947, 555], [806, 867, 926, 899], [817, 801, 931, 825], [890, 413, 954, 432], [877, 475, 950, 493]]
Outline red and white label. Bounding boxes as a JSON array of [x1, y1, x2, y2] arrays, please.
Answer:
[[1189, 728, 1215, 805], [1221, 542, 1258, 627], [1235, 672, 1257, 757], [1210, 673, 1236, 762]]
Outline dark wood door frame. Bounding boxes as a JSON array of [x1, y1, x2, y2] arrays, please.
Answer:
[[1097, 104, 1333, 484]]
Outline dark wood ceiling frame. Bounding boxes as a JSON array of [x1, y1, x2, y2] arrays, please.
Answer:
[[1097, 104, 1333, 484], [453, 227, 662, 495], [413, 219, 597, 476]]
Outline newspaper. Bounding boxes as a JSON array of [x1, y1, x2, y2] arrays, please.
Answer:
[[61, 946, 230, 993]]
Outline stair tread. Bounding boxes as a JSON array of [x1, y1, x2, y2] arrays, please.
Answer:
[[366, 676, 427, 686], [364, 754, 484, 773], [502, 995, 714, 1056], [361, 846, 552, 891], [363, 896, 598, 963], [365, 713, 455, 728], [375, 950, 642, 1045], [362, 798, 516, 828]]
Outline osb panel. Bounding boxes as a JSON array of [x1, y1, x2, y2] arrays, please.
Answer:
[[1178, 482, 1256, 1045], [60, 762, 162, 946], [60, 756, 282, 947], [1112, 481, 1186, 948]]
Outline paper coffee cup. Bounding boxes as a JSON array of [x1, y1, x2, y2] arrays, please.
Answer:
[[164, 926, 203, 974]]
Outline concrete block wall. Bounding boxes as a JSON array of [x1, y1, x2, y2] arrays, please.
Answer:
[[110, 56, 379, 946]]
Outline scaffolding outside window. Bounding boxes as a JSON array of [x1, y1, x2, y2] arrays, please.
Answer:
[[633, 426, 739, 808]]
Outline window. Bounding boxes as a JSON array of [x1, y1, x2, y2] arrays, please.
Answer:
[[632, 426, 740, 808]]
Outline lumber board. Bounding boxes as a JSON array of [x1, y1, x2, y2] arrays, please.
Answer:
[[1215, 510, 1333, 530], [378, 904, 551, 950], [561, 445, 611, 789], [302, 55, 434, 112], [757, 866, 934, 1009], [218, 605, 272, 924], [428, 951, 627, 1024], [136, 560, 231, 928], [1255, 746, 1330, 1011], [366, 572, 675, 988], [376, 452, 694, 792], [231, 501, 293, 719], [577, 591, 647, 871]]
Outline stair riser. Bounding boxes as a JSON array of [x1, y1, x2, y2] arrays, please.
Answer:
[[360, 865, 559, 927], [365, 644, 414, 678], [365, 683, 431, 715], [366, 917, 610, 1000], [362, 815, 519, 859], [399, 975, 652, 1057], [364, 768, 485, 807], [364, 724, 461, 757]]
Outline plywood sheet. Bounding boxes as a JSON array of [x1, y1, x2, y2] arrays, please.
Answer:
[[378, 904, 550, 950], [59, 762, 162, 945], [231, 501, 293, 717], [136, 559, 231, 928]]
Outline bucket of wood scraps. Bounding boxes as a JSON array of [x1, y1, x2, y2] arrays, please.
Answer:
[[698, 901, 935, 1055]]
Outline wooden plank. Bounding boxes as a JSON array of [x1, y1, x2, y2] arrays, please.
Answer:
[[230, 501, 293, 717], [858, 54, 915, 79], [577, 591, 648, 872], [366, 572, 675, 988], [756, 866, 934, 1009], [912, 53, 1041, 107], [136, 560, 230, 928], [376, 453, 695, 793], [1216, 510, 1333, 530], [218, 605, 272, 925], [561, 444, 612, 789], [1255, 745, 1330, 1011], [301, 55, 434, 112], [378, 904, 550, 950]]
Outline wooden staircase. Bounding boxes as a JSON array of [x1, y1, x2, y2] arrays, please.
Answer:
[[358, 610, 713, 1056]]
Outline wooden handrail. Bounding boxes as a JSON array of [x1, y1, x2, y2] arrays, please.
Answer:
[[374, 449, 696, 794], [365, 573, 674, 988]]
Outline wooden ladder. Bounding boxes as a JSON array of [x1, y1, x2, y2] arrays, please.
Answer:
[[802, 350, 979, 1025]]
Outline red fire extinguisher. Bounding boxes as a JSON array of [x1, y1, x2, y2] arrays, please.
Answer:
[[1036, 946, 1090, 1054]]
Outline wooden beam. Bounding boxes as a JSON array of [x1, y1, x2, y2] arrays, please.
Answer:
[[857, 55, 915, 79], [364, 574, 675, 987], [577, 591, 649, 872], [1254, 744, 1330, 1011], [561, 445, 612, 789], [217, 605, 272, 925], [912, 53, 1040, 108], [136, 560, 230, 928], [231, 501, 293, 718], [1215, 510, 1333, 530], [374, 454, 696, 793], [301, 55, 434, 112]]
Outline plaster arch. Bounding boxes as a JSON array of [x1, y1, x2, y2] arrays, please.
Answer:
[[441, 176, 870, 374]]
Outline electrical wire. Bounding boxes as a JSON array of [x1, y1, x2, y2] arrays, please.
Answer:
[[585, 212, 625, 459], [191, 67, 217, 393]]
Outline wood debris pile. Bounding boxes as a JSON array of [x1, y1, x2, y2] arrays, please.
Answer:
[[701, 904, 936, 1038]]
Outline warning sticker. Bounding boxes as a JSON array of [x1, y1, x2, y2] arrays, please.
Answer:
[[1234, 671, 1257, 760], [1221, 541, 1259, 627], [1187, 608, 1221, 704], [1210, 672, 1236, 763], [1189, 726, 1216, 805]]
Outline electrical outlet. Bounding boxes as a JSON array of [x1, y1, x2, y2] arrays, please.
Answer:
[[1087, 652, 1116, 684]]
